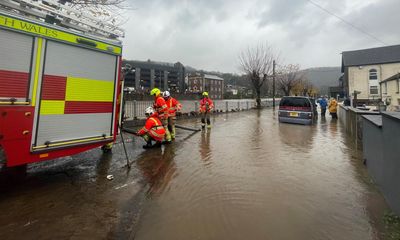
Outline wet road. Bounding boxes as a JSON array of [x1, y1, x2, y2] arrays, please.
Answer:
[[0, 109, 394, 239]]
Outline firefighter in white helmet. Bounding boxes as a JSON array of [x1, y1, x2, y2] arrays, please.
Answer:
[[163, 90, 182, 140], [135, 106, 166, 148]]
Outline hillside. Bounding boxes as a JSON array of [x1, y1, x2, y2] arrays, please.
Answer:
[[185, 65, 342, 95], [302, 67, 342, 95]]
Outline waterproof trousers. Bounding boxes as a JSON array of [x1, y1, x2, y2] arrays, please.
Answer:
[[321, 107, 326, 116], [201, 112, 211, 128], [162, 119, 172, 142], [167, 117, 176, 139]]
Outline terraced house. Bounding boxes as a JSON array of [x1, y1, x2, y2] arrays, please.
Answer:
[[341, 44, 400, 110]]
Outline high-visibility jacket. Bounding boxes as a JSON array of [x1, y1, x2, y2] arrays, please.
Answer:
[[137, 113, 166, 141], [200, 98, 214, 113], [165, 97, 182, 117], [328, 99, 338, 113], [153, 96, 169, 120]]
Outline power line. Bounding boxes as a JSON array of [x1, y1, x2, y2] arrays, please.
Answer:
[[307, 0, 387, 46]]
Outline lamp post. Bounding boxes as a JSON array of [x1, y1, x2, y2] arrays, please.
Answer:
[[272, 60, 276, 108]]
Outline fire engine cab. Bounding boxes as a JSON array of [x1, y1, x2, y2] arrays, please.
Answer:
[[0, 0, 124, 169]]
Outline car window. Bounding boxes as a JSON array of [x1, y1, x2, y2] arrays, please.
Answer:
[[279, 97, 311, 107]]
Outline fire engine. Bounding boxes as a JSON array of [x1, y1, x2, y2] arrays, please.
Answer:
[[0, 0, 125, 169]]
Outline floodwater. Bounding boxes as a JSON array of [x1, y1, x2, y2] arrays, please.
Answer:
[[0, 109, 395, 240]]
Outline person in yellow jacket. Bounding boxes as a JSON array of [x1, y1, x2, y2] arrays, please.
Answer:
[[328, 98, 338, 119]]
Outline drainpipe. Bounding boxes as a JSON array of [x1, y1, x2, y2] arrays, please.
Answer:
[[379, 65, 383, 102]]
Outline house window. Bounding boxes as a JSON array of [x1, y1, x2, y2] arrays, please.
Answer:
[[370, 86, 378, 94], [369, 69, 378, 80], [397, 78, 400, 93]]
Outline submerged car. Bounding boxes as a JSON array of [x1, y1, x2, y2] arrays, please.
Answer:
[[278, 96, 316, 125]]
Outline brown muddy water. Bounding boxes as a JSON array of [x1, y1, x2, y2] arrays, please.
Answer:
[[0, 109, 396, 240]]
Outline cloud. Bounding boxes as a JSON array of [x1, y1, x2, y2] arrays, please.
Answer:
[[122, 0, 400, 73]]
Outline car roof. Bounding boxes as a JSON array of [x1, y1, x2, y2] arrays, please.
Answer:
[[281, 96, 310, 99]]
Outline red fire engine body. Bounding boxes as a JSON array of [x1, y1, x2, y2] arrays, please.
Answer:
[[0, 9, 123, 168]]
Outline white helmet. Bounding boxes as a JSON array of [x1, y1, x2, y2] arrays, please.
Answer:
[[162, 91, 171, 98], [145, 106, 155, 116]]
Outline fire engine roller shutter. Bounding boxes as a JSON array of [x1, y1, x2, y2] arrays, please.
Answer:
[[35, 41, 117, 147], [0, 29, 33, 101]]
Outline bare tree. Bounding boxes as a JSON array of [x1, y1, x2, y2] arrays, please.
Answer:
[[61, 0, 130, 27], [276, 64, 304, 96], [292, 78, 319, 97], [239, 43, 276, 108], [60, 0, 127, 8]]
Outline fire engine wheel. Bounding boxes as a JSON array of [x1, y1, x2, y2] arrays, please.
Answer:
[[0, 147, 6, 172], [101, 144, 113, 153]]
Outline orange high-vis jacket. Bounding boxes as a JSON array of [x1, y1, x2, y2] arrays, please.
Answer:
[[200, 98, 214, 113], [153, 96, 169, 120], [165, 97, 182, 117], [137, 113, 166, 141]]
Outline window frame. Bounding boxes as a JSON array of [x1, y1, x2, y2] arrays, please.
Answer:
[[369, 85, 379, 95], [369, 69, 378, 81]]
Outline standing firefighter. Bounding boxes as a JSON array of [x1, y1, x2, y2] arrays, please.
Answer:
[[163, 91, 182, 140], [199, 92, 214, 129], [150, 88, 172, 143], [136, 107, 166, 149]]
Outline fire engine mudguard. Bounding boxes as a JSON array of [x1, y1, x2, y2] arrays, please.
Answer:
[[0, 146, 6, 171]]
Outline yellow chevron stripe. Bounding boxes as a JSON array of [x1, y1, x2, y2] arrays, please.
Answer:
[[65, 77, 114, 102], [32, 37, 43, 106], [40, 100, 65, 115]]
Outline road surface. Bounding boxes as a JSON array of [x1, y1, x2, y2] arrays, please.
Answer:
[[0, 109, 396, 240]]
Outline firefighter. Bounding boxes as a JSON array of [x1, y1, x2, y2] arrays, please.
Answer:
[[136, 107, 166, 149], [150, 88, 171, 143], [199, 92, 214, 129], [163, 90, 182, 140]]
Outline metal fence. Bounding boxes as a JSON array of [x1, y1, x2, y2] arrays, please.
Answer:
[[124, 99, 278, 120]]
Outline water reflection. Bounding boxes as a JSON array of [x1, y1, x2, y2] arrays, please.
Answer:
[[199, 131, 212, 166], [278, 122, 316, 151], [95, 151, 113, 184], [329, 119, 338, 139], [136, 145, 177, 196]]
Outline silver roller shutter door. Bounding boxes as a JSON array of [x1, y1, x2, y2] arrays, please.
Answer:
[[0, 29, 33, 100], [35, 41, 117, 146]]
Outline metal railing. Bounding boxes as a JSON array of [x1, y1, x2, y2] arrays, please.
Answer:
[[124, 99, 279, 120]]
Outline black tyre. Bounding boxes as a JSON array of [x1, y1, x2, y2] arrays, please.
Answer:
[[0, 147, 5, 172], [101, 145, 112, 153]]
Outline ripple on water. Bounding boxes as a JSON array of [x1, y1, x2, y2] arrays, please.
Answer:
[[135, 110, 391, 240]]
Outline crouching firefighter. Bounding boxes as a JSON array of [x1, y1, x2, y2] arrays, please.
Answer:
[[163, 91, 182, 140], [199, 92, 214, 129], [150, 88, 172, 143], [136, 107, 166, 149]]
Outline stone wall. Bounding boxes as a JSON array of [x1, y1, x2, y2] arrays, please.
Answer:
[[362, 112, 400, 215]]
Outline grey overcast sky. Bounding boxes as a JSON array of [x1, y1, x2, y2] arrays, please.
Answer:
[[122, 0, 400, 73]]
